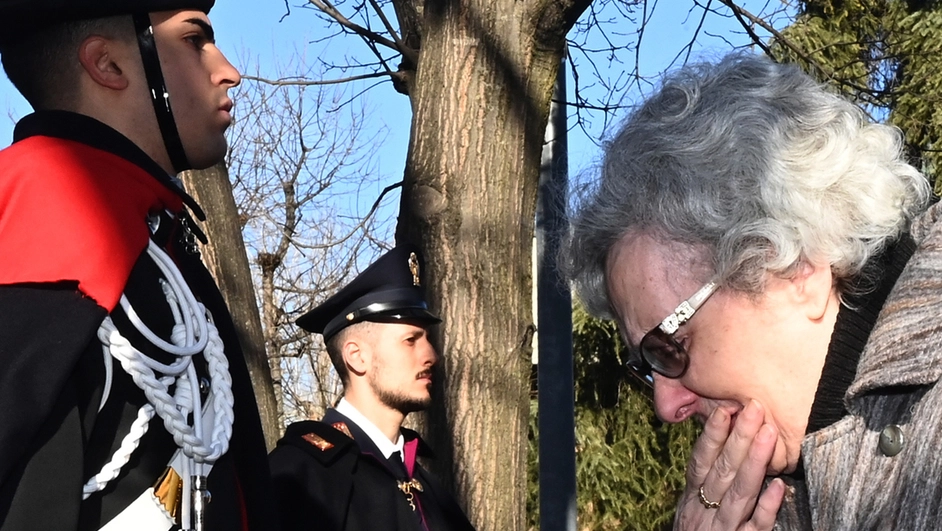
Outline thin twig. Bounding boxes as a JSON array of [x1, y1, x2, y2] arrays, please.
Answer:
[[294, 181, 403, 250], [308, 0, 403, 54], [718, 0, 874, 97], [366, 0, 419, 66], [244, 72, 395, 86]]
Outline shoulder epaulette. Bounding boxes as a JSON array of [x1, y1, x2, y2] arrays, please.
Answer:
[[279, 420, 357, 465]]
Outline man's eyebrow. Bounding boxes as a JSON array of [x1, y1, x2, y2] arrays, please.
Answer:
[[184, 18, 215, 43]]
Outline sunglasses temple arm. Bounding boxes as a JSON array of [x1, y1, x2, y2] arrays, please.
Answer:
[[688, 281, 718, 311]]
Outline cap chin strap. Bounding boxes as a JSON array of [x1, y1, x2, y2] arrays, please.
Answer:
[[132, 12, 191, 174]]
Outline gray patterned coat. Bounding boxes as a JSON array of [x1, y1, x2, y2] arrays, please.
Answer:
[[775, 201, 942, 530]]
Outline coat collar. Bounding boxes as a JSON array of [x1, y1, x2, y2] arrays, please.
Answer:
[[13, 111, 205, 219], [334, 398, 404, 459], [847, 201, 942, 400]]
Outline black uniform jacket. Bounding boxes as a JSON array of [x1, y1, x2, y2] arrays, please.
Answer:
[[0, 112, 277, 530], [269, 409, 475, 531]]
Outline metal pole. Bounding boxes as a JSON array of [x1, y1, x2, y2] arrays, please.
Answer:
[[536, 49, 576, 531]]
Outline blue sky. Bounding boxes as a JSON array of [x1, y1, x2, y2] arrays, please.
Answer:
[[0, 1, 774, 189]]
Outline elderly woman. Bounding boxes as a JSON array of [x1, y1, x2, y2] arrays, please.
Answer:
[[565, 52, 940, 530]]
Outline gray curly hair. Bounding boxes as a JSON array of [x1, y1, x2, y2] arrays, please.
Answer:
[[564, 52, 930, 319]]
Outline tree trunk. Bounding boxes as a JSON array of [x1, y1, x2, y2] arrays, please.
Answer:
[[180, 163, 281, 451], [394, 1, 587, 528], [258, 258, 287, 430]]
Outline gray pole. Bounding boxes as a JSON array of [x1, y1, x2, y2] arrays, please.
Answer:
[[536, 50, 576, 531]]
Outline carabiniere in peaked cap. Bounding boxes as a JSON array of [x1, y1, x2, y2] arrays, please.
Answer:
[[0, 0, 214, 45], [296, 245, 441, 340]]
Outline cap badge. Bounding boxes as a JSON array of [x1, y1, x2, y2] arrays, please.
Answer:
[[409, 252, 421, 286]]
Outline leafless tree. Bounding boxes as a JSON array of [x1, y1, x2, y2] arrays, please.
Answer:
[[226, 54, 400, 426]]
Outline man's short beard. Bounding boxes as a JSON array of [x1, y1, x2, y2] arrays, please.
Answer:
[[374, 385, 431, 415]]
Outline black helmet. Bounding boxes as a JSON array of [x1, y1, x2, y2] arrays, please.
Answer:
[[0, 0, 214, 45]]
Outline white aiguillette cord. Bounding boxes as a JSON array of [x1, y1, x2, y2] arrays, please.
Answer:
[[84, 238, 234, 531]]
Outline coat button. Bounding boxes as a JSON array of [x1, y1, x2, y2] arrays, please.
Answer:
[[878, 425, 905, 457]]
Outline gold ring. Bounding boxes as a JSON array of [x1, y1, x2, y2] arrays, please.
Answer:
[[698, 485, 721, 509]]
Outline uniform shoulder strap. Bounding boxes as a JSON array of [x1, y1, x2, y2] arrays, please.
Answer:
[[278, 420, 357, 466]]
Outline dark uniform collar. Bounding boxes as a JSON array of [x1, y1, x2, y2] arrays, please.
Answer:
[[13, 110, 205, 219], [323, 408, 435, 460]]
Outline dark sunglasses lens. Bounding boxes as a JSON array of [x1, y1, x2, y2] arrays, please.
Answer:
[[640, 329, 686, 378]]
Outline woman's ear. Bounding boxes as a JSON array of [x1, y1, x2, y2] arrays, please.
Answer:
[[790, 259, 836, 321], [77, 35, 129, 90]]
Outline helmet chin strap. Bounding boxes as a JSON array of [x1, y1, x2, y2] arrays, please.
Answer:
[[131, 12, 191, 175]]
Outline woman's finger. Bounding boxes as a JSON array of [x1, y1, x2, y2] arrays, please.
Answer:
[[713, 422, 778, 528], [686, 406, 732, 486], [748, 478, 785, 531], [698, 400, 765, 504]]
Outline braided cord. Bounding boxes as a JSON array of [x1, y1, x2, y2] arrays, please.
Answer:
[[82, 240, 233, 499]]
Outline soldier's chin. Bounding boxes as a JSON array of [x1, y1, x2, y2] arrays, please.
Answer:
[[407, 395, 433, 413], [382, 393, 431, 415], [185, 141, 228, 171]]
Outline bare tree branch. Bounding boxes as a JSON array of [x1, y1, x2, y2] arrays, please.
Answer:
[[307, 0, 415, 59], [244, 71, 396, 86], [718, 0, 879, 101], [366, 0, 419, 66], [290, 180, 402, 251]]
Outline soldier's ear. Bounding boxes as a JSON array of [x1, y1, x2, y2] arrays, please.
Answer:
[[342, 336, 369, 377], [77, 35, 130, 90]]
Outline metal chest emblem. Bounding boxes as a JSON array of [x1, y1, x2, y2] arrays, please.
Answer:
[[409, 252, 421, 286], [398, 478, 425, 511], [302, 433, 334, 451]]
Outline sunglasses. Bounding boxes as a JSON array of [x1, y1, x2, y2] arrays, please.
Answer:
[[625, 279, 719, 387]]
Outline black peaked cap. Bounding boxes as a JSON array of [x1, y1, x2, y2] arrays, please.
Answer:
[[296, 245, 441, 340], [0, 0, 214, 45]]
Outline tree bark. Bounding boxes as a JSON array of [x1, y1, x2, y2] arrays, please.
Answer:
[[258, 255, 287, 430], [394, 1, 589, 528], [180, 163, 282, 451]]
